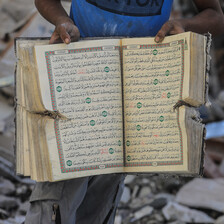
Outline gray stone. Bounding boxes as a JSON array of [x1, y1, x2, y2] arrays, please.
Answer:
[[129, 197, 153, 209], [149, 181, 157, 193], [149, 197, 167, 209], [16, 185, 28, 196], [154, 213, 165, 222], [0, 146, 14, 165], [176, 178, 224, 213], [0, 101, 13, 133], [162, 202, 214, 223], [139, 186, 151, 198], [124, 175, 135, 185], [0, 216, 24, 224], [14, 215, 25, 223], [155, 193, 175, 202], [0, 157, 21, 182], [0, 178, 15, 195], [142, 178, 150, 184], [0, 0, 35, 39], [164, 178, 182, 193], [120, 187, 131, 204], [129, 198, 144, 209], [131, 206, 153, 222], [0, 76, 14, 89], [0, 216, 26, 224], [114, 215, 122, 224], [219, 160, 224, 176], [142, 197, 154, 205], [131, 185, 139, 199], [0, 208, 9, 219], [0, 195, 19, 210], [20, 178, 35, 185], [215, 215, 224, 224], [130, 197, 153, 209], [0, 133, 14, 153]]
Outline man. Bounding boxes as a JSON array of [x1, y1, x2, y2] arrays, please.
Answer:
[[25, 1, 223, 223]]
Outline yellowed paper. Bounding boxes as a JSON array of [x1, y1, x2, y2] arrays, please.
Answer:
[[122, 35, 189, 172], [35, 39, 124, 180]]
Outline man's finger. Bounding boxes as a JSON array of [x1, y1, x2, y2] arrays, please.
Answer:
[[155, 22, 173, 43], [59, 25, 71, 44], [49, 31, 60, 44]]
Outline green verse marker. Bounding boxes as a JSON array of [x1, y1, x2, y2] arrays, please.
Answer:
[[153, 49, 158, 55], [136, 125, 141, 131], [154, 79, 159, 85], [90, 120, 95, 126], [104, 66, 110, 73], [102, 111, 108, 117], [137, 102, 142, 109], [56, 86, 62, 92], [165, 70, 170, 76], [159, 116, 164, 122], [109, 148, 114, 154], [86, 97, 91, 104], [66, 160, 72, 166]]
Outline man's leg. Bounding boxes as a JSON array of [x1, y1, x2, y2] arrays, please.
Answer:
[[25, 177, 89, 224], [25, 173, 125, 224], [76, 173, 125, 224]]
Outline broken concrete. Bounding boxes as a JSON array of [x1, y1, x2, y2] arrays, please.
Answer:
[[162, 202, 214, 223], [176, 178, 224, 213]]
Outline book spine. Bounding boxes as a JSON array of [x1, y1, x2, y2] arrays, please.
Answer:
[[120, 40, 126, 167]]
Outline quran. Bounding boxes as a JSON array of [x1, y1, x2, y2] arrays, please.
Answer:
[[15, 32, 209, 182]]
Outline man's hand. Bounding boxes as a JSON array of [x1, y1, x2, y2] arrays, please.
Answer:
[[155, 0, 224, 43], [49, 18, 80, 44], [155, 20, 185, 43], [35, 0, 80, 44]]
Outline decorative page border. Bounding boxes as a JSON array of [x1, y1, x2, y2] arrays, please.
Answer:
[[124, 40, 185, 167], [45, 41, 185, 172], [45, 46, 124, 173]]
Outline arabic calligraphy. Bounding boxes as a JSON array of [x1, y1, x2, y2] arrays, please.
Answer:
[[47, 44, 124, 170], [123, 40, 184, 165]]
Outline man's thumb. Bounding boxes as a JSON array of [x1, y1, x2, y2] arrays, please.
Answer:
[[155, 22, 172, 43]]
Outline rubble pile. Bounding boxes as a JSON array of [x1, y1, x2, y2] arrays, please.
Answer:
[[0, 177, 34, 224], [0, 92, 35, 224], [115, 176, 224, 224]]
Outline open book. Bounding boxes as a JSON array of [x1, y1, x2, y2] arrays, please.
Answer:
[[15, 32, 209, 182]]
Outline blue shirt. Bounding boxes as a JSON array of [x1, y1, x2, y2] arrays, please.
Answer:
[[70, 0, 173, 37]]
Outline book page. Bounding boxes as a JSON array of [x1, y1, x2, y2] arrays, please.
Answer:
[[122, 34, 190, 172], [35, 39, 124, 180], [16, 40, 49, 112]]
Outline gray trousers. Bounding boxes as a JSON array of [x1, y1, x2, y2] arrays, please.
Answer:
[[25, 174, 125, 224]]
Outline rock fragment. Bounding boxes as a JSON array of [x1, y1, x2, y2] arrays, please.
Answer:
[[176, 178, 224, 212], [162, 202, 214, 223]]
